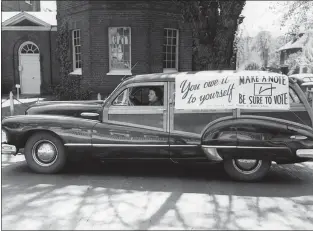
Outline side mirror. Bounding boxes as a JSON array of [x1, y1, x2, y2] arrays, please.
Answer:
[[80, 112, 99, 118]]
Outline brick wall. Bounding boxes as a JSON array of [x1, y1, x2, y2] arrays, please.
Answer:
[[1, 30, 56, 94], [1, 0, 40, 11], [56, 1, 89, 17], [87, 10, 151, 94], [57, 0, 193, 96]]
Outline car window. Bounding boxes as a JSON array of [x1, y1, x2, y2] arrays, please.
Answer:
[[112, 85, 164, 106], [289, 87, 302, 104], [112, 88, 130, 106], [305, 87, 313, 104]]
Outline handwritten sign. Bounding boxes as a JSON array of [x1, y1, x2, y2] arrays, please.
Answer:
[[236, 74, 289, 110], [175, 72, 238, 109], [175, 72, 290, 110]]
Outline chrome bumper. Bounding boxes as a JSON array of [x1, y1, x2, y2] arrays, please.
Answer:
[[296, 149, 313, 158], [1, 144, 17, 155]]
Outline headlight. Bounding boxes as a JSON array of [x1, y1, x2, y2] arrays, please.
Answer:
[[2, 129, 7, 143]]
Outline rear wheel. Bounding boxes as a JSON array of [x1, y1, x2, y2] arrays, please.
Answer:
[[223, 158, 271, 182], [24, 132, 67, 174]]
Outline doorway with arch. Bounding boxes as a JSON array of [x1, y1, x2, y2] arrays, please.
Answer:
[[18, 41, 41, 94]]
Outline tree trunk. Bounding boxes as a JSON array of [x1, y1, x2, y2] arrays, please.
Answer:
[[191, 1, 245, 70]]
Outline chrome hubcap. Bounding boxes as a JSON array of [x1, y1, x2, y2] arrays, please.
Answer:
[[32, 140, 58, 166], [232, 159, 262, 174]]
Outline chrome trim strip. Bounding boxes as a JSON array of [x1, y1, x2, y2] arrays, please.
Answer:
[[170, 145, 198, 147], [93, 144, 169, 147], [202, 145, 237, 148], [237, 146, 288, 150], [65, 144, 289, 150], [64, 143, 92, 147], [202, 145, 288, 150], [65, 143, 200, 148]]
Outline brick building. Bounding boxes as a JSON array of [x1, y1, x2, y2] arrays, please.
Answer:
[[1, 11, 59, 94], [57, 0, 193, 96], [2, 0, 41, 12]]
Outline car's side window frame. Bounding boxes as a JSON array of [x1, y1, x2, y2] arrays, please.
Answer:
[[289, 84, 307, 111], [111, 85, 165, 107], [289, 83, 313, 127], [105, 82, 166, 106], [102, 81, 168, 131], [109, 82, 166, 107]]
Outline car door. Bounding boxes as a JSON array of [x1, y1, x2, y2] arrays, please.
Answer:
[[91, 82, 170, 159], [168, 81, 238, 161]]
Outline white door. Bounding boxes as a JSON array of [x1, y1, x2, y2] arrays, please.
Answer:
[[20, 54, 41, 94]]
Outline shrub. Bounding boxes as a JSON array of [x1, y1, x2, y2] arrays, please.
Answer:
[[54, 20, 92, 100], [244, 62, 261, 70]]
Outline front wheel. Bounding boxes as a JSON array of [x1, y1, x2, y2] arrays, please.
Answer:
[[24, 132, 67, 174], [223, 158, 271, 182]]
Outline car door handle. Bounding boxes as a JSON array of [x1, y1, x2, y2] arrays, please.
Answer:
[[290, 135, 307, 140], [81, 112, 99, 117]]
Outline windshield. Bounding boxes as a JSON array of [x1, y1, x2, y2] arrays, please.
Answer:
[[102, 81, 124, 104]]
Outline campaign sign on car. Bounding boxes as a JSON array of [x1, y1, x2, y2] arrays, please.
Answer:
[[175, 71, 290, 110], [236, 73, 290, 110]]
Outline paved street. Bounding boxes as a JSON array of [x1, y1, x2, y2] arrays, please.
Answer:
[[2, 154, 313, 230]]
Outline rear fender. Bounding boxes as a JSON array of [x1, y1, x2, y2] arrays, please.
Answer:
[[200, 115, 313, 162]]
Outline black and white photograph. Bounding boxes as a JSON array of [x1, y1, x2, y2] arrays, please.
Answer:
[[1, 0, 313, 230]]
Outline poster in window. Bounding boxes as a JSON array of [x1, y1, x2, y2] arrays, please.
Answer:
[[109, 27, 130, 70]]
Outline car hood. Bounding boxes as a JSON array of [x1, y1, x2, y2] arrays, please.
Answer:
[[25, 100, 104, 119]]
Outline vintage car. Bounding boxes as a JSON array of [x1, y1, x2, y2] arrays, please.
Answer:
[[2, 70, 313, 181]]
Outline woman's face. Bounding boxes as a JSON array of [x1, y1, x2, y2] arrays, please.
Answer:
[[148, 89, 158, 102]]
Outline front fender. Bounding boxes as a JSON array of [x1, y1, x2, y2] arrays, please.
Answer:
[[2, 115, 99, 149]]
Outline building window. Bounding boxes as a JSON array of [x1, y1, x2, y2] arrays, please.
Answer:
[[108, 27, 131, 75], [72, 29, 82, 74], [20, 42, 39, 54], [163, 28, 179, 73], [25, 0, 32, 4]]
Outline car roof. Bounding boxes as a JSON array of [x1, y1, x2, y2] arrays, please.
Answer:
[[289, 73, 313, 78], [122, 70, 290, 84]]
